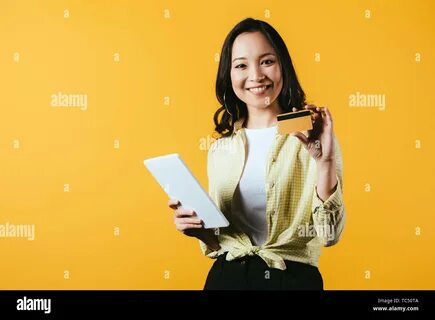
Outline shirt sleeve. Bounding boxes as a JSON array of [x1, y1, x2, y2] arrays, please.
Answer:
[[198, 143, 221, 258], [311, 133, 346, 247]]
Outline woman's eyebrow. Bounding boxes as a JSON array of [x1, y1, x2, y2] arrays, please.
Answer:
[[232, 52, 275, 63]]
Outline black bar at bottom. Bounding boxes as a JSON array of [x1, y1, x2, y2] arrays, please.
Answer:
[[0, 290, 433, 317]]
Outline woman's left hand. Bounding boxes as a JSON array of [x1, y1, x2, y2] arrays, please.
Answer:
[[291, 104, 335, 163]]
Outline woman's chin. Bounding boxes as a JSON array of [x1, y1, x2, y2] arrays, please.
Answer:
[[247, 102, 275, 109]]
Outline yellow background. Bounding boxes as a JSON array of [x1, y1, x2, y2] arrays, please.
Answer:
[[0, 0, 434, 289]]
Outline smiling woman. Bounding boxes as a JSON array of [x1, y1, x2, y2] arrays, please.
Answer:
[[214, 18, 307, 136], [168, 18, 346, 290]]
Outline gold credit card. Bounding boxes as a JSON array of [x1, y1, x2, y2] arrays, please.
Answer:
[[277, 110, 313, 134]]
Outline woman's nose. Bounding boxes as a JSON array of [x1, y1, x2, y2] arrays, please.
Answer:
[[249, 66, 265, 81]]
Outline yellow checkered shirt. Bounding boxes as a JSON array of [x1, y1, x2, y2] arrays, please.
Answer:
[[199, 117, 346, 270]]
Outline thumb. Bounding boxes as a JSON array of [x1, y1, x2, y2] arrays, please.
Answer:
[[291, 132, 309, 147]]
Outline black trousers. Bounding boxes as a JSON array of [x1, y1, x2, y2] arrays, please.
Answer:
[[204, 252, 323, 290]]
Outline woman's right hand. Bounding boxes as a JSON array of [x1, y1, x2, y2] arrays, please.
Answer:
[[167, 198, 221, 251], [168, 198, 204, 238]]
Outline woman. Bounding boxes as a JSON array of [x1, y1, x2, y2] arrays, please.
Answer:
[[168, 18, 345, 290]]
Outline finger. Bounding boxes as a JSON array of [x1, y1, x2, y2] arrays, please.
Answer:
[[311, 111, 322, 120], [324, 107, 333, 122], [175, 217, 202, 225], [176, 223, 203, 232], [291, 131, 309, 146], [305, 105, 322, 120], [168, 198, 180, 209], [310, 111, 322, 128], [316, 107, 329, 123], [174, 208, 195, 218], [174, 208, 196, 218], [304, 104, 319, 112], [319, 108, 327, 123]]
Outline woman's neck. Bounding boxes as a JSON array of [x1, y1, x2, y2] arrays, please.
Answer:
[[244, 102, 281, 129]]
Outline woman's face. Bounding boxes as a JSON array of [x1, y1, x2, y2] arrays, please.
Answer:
[[230, 31, 283, 112]]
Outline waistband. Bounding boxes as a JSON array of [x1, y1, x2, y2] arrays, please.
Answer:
[[218, 251, 319, 271]]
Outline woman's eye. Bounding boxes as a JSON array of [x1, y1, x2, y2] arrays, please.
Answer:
[[235, 60, 274, 69]]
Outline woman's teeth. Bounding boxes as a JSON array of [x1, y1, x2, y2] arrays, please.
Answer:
[[248, 85, 271, 94]]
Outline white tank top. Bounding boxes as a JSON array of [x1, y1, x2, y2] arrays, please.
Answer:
[[231, 125, 277, 246]]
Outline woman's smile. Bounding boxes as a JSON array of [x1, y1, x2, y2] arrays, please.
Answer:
[[247, 84, 272, 96]]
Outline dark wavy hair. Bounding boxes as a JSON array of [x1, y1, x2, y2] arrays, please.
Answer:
[[213, 18, 307, 138]]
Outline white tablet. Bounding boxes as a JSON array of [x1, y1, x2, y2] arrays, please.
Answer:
[[144, 153, 229, 229]]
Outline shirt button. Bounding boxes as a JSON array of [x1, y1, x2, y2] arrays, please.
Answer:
[[240, 260, 246, 265], [271, 157, 276, 162], [270, 182, 275, 188]]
